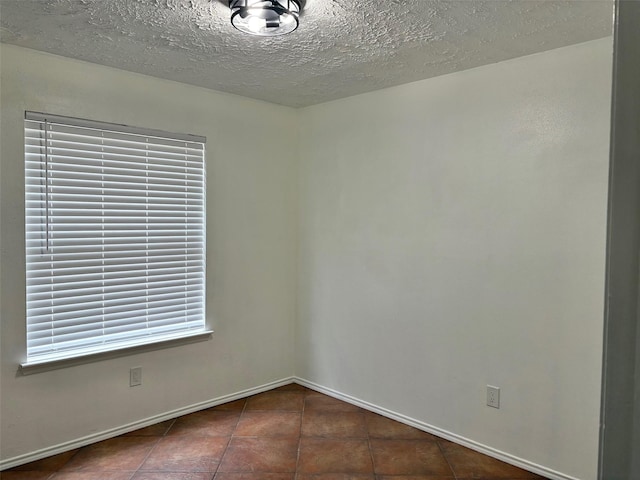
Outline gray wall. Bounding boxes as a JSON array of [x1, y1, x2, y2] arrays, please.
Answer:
[[298, 39, 612, 480], [0, 45, 298, 463], [599, 1, 640, 479]]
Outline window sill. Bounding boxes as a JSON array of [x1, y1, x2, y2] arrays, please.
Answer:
[[19, 330, 213, 375]]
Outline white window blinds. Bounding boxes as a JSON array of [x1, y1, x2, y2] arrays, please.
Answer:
[[24, 112, 206, 365]]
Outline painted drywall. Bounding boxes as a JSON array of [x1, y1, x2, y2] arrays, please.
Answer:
[[297, 38, 612, 480], [0, 44, 298, 461]]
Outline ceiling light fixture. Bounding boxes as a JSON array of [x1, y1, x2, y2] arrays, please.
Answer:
[[229, 0, 301, 36]]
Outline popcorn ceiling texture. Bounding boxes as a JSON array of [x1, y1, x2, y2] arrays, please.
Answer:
[[0, 0, 612, 107]]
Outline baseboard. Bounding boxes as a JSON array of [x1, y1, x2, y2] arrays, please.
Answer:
[[0, 376, 295, 471], [293, 377, 580, 480]]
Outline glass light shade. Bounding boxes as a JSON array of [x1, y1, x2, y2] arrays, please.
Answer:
[[230, 0, 301, 36]]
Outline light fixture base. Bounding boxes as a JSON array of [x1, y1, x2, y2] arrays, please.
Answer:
[[229, 0, 302, 36]]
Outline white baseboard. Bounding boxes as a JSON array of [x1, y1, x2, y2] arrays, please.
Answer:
[[293, 377, 580, 480], [0, 376, 295, 471]]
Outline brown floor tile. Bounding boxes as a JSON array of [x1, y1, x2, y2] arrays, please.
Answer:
[[297, 438, 373, 474], [139, 436, 228, 472], [10, 450, 78, 471], [296, 475, 375, 480], [244, 392, 305, 412], [233, 411, 301, 437], [125, 421, 175, 437], [132, 473, 213, 480], [0, 473, 55, 480], [370, 440, 453, 476], [454, 478, 543, 480], [210, 399, 247, 412], [167, 411, 240, 437], [454, 477, 548, 480], [365, 413, 436, 441], [301, 412, 367, 438], [439, 442, 545, 479], [61, 437, 158, 472], [376, 477, 454, 480], [50, 472, 134, 479], [214, 474, 294, 480], [218, 437, 298, 473], [304, 394, 364, 413]]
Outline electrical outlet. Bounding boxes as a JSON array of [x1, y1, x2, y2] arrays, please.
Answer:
[[130, 367, 142, 387], [487, 385, 500, 409]]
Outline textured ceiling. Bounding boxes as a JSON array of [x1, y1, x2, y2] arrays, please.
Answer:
[[0, 0, 613, 107]]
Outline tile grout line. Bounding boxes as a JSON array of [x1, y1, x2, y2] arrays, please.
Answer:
[[293, 388, 308, 480], [437, 438, 459, 480], [132, 436, 162, 476], [213, 397, 248, 478], [132, 417, 178, 479], [120, 416, 175, 479], [55, 446, 82, 476], [365, 410, 378, 480]]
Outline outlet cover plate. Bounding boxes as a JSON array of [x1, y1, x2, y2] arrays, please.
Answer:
[[487, 385, 500, 408], [130, 367, 142, 387]]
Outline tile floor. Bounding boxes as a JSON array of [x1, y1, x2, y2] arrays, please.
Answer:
[[2, 383, 548, 480]]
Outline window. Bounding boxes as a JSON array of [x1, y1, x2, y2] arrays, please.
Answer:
[[23, 112, 207, 368]]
